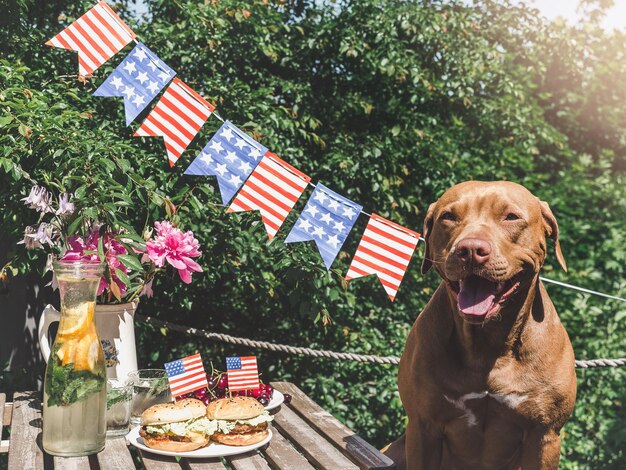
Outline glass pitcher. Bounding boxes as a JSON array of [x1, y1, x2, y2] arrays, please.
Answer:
[[42, 259, 107, 456]]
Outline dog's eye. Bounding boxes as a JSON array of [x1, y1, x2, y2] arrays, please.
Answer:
[[505, 213, 521, 221], [440, 211, 457, 222]]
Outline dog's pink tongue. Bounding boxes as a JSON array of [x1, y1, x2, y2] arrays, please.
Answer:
[[458, 277, 496, 316]]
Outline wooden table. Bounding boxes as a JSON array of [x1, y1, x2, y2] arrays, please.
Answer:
[[1, 381, 394, 469]]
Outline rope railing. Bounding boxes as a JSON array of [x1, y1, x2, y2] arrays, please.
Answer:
[[137, 315, 626, 369]]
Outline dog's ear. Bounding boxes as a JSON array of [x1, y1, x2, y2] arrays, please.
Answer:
[[421, 202, 436, 274], [539, 200, 567, 272]]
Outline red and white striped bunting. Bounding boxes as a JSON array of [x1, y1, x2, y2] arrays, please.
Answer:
[[227, 152, 311, 239], [346, 214, 420, 301], [45, 1, 136, 77], [134, 78, 214, 166]]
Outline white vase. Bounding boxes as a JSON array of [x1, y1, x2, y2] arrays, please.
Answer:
[[39, 301, 139, 380]]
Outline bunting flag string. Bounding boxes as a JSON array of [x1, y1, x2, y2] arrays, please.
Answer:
[[46, 1, 423, 301], [184, 121, 267, 204], [93, 42, 175, 125], [285, 183, 363, 270], [346, 214, 420, 301], [134, 77, 215, 166], [228, 152, 311, 239], [45, 1, 136, 77]]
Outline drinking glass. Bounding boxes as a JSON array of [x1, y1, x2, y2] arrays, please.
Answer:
[[106, 379, 132, 437], [128, 369, 172, 425]]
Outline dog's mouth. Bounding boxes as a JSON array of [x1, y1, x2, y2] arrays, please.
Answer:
[[447, 273, 523, 322]]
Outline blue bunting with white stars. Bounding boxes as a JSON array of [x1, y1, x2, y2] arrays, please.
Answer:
[[184, 121, 268, 205], [93, 42, 175, 125], [285, 183, 362, 269]]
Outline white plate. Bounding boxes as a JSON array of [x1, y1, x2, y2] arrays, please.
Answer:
[[265, 390, 284, 411], [126, 426, 272, 458]]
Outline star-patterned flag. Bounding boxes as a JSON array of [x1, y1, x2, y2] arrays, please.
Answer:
[[134, 78, 214, 166], [285, 183, 362, 269], [184, 121, 267, 204], [93, 43, 175, 125], [45, 1, 136, 77], [346, 214, 420, 301], [226, 356, 259, 391], [228, 153, 310, 239], [164, 353, 209, 398]]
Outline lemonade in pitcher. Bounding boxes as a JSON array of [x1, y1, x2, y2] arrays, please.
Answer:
[[42, 260, 107, 456]]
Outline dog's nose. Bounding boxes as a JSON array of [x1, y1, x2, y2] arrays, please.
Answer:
[[455, 238, 492, 266]]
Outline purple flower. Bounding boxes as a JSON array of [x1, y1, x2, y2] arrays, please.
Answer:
[[21, 185, 52, 213], [18, 226, 43, 250], [21, 223, 58, 247], [56, 193, 75, 216]]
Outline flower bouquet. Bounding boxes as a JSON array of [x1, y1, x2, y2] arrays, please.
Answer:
[[19, 184, 204, 303]]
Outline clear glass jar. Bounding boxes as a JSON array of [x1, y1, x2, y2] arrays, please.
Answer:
[[42, 259, 107, 456]]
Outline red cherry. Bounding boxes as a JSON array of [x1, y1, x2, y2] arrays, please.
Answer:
[[207, 376, 218, 389], [258, 397, 269, 406], [283, 393, 292, 404], [251, 388, 263, 398], [218, 375, 228, 389]]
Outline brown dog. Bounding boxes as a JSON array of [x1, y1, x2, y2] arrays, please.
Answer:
[[384, 181, 576, 469]]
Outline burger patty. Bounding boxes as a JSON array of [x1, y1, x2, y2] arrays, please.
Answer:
[[139, 427, 194, 442], [219, 422, 268, 435]]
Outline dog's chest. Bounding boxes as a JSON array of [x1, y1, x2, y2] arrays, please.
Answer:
[[442, 390, 530, 428]]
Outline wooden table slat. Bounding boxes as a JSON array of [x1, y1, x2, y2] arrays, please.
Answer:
[[0, 394, 7, 454], [7, 391, 45, 469], [53, 455, 91, 470], [262, 426, 315, 470], [140, 448, 184, 470], [182, 456, 227, 469], [226, 451, 271, 470], [272, 381, 394, 470], [97, 437, 136, 469], [4, 402, 13, 427], [271, 403, 359, 470]]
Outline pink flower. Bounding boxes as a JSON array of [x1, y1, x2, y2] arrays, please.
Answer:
[[145, 221, 203, 284], [61, 231, 130, 298]]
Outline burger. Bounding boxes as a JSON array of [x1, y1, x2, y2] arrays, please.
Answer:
[[139, 398, 217, 452], [206, 396, 273, 446]]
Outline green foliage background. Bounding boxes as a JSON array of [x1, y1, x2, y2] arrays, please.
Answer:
[[1, 0, 625, 467]]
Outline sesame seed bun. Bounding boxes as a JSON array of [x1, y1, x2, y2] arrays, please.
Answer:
[[141, 398, 206, 426], [206, 397, 265, 421]]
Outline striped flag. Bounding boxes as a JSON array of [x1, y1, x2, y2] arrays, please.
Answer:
[[226, 356, 259, 391], [228, 152, 310, 239], [45, 1, 136, 77], [164, 353, 208, 398], [346, 214, 420, 301], [134, 78, 214, 166]]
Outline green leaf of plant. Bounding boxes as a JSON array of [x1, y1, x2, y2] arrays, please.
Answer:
[[117, 254, 144, 272]]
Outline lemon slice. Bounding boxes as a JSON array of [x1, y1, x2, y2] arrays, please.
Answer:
[[74, 332, 101, 373], [57, 302, 95, 340], [55, 340, 77, 366]]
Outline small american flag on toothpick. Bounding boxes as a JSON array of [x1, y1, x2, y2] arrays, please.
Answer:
[[226, 356, 259, 391], [164, 353, 208, 398]]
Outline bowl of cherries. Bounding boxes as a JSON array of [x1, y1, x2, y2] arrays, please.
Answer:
[[184, 369, 291, 408]]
